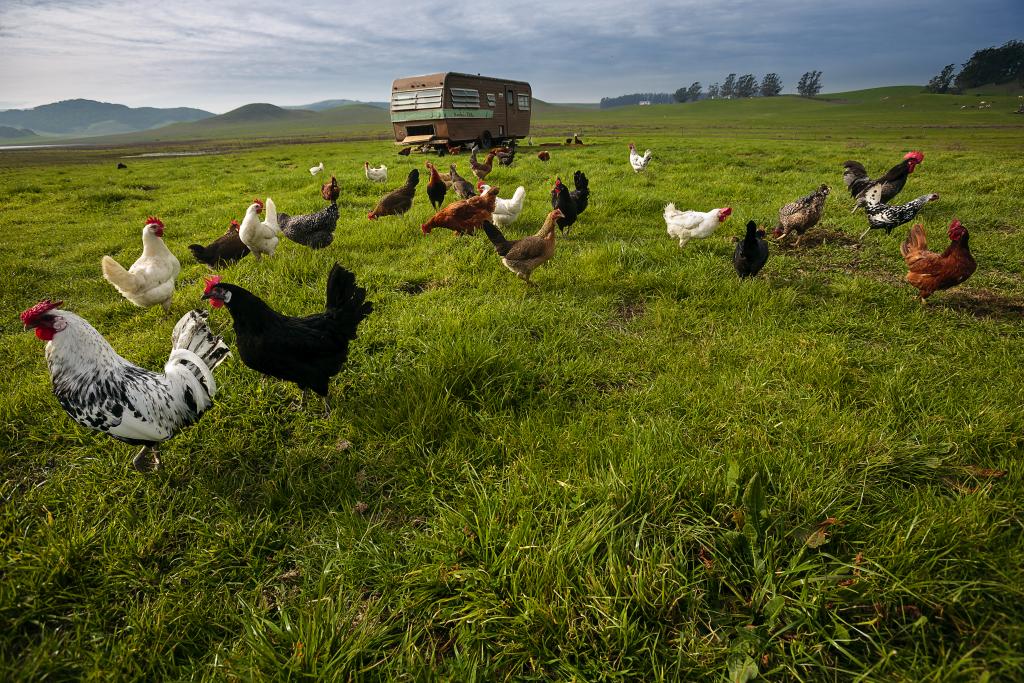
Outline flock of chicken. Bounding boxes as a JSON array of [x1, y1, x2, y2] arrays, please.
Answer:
[[21, 138, 978, 471]]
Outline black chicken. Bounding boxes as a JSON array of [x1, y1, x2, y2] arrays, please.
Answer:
[[843, 151, 923, 212], [201, 263, 372, 402], [189, 219, 251, 267], [733, 220, 769, 278], [549, 170, 589, 233]]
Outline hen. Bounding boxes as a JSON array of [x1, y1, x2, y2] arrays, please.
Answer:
[[861, 185, 939, 239], [368, 169, 419, 220], [843, 151, 924, 212], [478, 183, 526, 227], [664, 205, 732, 248], [420, 185, 499, 236], [424, 161, 449, 209], [496, 142, 516, 167], [629, 142, 653, 172], [189, 219, 250, 268], [537, 151, 550, 162], [202, 263, 372, 403], [733, 220, 770, 278], [482, 209, 562, 286], [549, 171, 589, 233], [772, 184, 830, 246], [448, 164, 476, 199], [310, 162, 324, 176], [21, 300, 230, 471], [239, 198, 282, 259], [102, 217, 181, 313], [900, 219, 976, 303], [469, 149, 497, 181], [278, 176, 340, 249], [364, 162, 388, 183]]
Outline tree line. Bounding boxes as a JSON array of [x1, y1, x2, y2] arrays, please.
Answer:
[[599, 71, 824, 109], [599, 93, 676, 108], [926, 40, 1024, 93]]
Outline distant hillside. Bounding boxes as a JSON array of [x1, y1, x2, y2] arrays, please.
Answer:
[[0, 125, 37, 140], [0, 99, 213, 136], [286, 99, 389, 111], [193, 103, 317, 126]]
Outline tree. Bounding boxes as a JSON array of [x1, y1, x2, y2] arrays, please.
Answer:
[[673, 87, 688, 103], [734, 74, 759, 98], [760, 73, 783, 97], [925, 64, 957, 93], [707, 83, 720, 99], [797, 70, 823, 97], [686, 82, 702, 101], [954, 40, 1024, 90], [721, 74, 736, 98]]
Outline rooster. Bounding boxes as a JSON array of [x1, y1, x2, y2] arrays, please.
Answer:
[[469, 149, 497, 181], [477, 183, 525, 227], [424, 161, 449, 210], [188, 219, 250, 268], [772, 184, 830, 247], [843, 151, 924, 212], [664, 205, 732, 248], [448, 164, 476, 199], [421, 186, 499, 236], [549, 171, 589, 233], [239, 198, 282, 258], [861, 185, 939, 239], [21, 300, 230, 471], [900, 219, 976, 303], [278, 176, 340, 249], [734, 220, 769, 278], [102, 217, 181, 313], [368, 169, 419, 220], [482, 209, 562, 286], [201, 264, 372, 405], [628, 142, 653, 172], [364, 162, 388, 183]]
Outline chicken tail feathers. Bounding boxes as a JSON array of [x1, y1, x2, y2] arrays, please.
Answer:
[[171, 309, 231, 372], [264, 197, 280, 233], [482, 221, 512, 256], [325, 263, 373, 336], [101, 255, 138, 294], [900, 223, 928, 260], [188, 244, 208, 263]]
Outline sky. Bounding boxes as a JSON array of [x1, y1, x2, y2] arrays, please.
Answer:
[[1, 0, 1021, 113]]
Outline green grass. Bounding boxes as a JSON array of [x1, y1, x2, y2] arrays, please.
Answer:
[[1, 92, 1023, 680]]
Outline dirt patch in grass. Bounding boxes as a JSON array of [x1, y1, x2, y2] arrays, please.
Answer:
[[396, 279, 446, 295], [609, 298, 646, 330]]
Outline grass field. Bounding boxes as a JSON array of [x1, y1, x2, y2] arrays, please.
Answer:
[[1, 89, 1023, 680]]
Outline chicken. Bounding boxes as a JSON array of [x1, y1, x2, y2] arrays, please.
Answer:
[[424, 161, 449, 209], [496, 142, 516, 167], [537, 151, 550, 162], [549, 171, 589, 233], [664, 205, 733, 248], [469, 149, 497, 181], [102, 217, 181, 313], [771, 184, 830, 246], [310, 161, 324, 176], [448, 164, 476, 199], [397, 147, 412, 156], [478, 183, 526, 227], [861, 185, 939, 239], [482, 209, 562, 286], [734, 220, 770, 278], [843, 151, 924, 212], [188, 219, 250, 268], [238, 198, 282, 259], [900, 219, 976, 303], [277, 176, 340, 249], [629, 142, 653, 172], [364, 162, 388, 183], [20, 300, 229, 471], [368, 169, 419, 220], [420, 186, 499, 236], [201, 263, 372, 405]]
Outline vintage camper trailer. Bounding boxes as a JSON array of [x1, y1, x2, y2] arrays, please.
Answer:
[[390, 73, 532, 153]]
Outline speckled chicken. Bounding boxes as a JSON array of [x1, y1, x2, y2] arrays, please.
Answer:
[[861, 185, 939, 239], [278, 176, 340, 249], [772, 184, 830, 246]]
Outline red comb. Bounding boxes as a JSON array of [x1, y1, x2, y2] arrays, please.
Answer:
[[230, 219, 239, 228], [253, 198, 264, 210], [20, 299, 63, 326], [950, 219, 962, 230], [145, 216, 164, 228], [203, 275, 222, 295]]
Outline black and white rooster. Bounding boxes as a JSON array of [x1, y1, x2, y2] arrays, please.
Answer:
[[20, 300, 230, 471], [861, 184, 940, 239]]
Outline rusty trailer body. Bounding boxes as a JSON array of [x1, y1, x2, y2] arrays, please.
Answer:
[[390, 73, 532, 152]]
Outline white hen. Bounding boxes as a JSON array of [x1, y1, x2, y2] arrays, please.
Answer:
[[238, 198, 281, 259], [478, 183, 526, 227], [629, 142, 653, 173], [101, 217, 181, 313], [364, 162, 388, 183], [664, 205, 733, 248], [310, 162, 324, 176]]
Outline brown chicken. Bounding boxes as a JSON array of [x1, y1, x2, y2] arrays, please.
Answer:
[[420, 186, 499, 236], [397, 147, 412, 156], [772, 184, 830, 246], [900, 219, 976, 304], [470, 149, 497, 181], [537, 151, 550, 162], [424, 161, 448, 209], [368, 169, 419, 220], [448, 164, 476, 199], [482, 209, 562, 285]]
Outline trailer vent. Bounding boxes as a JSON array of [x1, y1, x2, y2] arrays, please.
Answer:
[[450, 88, 481, 108], [391, 88, 443, 112]]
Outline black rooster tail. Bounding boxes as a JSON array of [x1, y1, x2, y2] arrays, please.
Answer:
[[325, 263, 373, 337], [188, 244, 208, 262], [481, 221, 512, 256]]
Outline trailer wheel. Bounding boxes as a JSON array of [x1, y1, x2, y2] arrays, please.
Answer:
[[479, 131, 493, 150]]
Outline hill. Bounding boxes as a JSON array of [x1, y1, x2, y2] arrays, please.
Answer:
[[191, 103, 318, 126], [0, 99, 213, 136], [0, 125, 37, 140], [286, 99, 389, 111]]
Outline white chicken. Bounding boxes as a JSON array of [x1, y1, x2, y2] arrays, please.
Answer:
[[664, 205, 733, 248], [364, 162, 388, 183], [238, 198, 281, 259], [20, 300, 230, 471], [101, 216, 181, 313], [478, 183, 526, 227], [310, 162, 324, 176], [629, 142, 653, 173]]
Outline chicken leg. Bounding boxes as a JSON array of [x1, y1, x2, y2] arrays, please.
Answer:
[[132, 445, 161, 472]]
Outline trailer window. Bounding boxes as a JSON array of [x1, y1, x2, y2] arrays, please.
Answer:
[[487, 93, 496, 107], [450, 88, 481, 108], [391, 88, 443, 112], [517, 94, 530, 110]]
